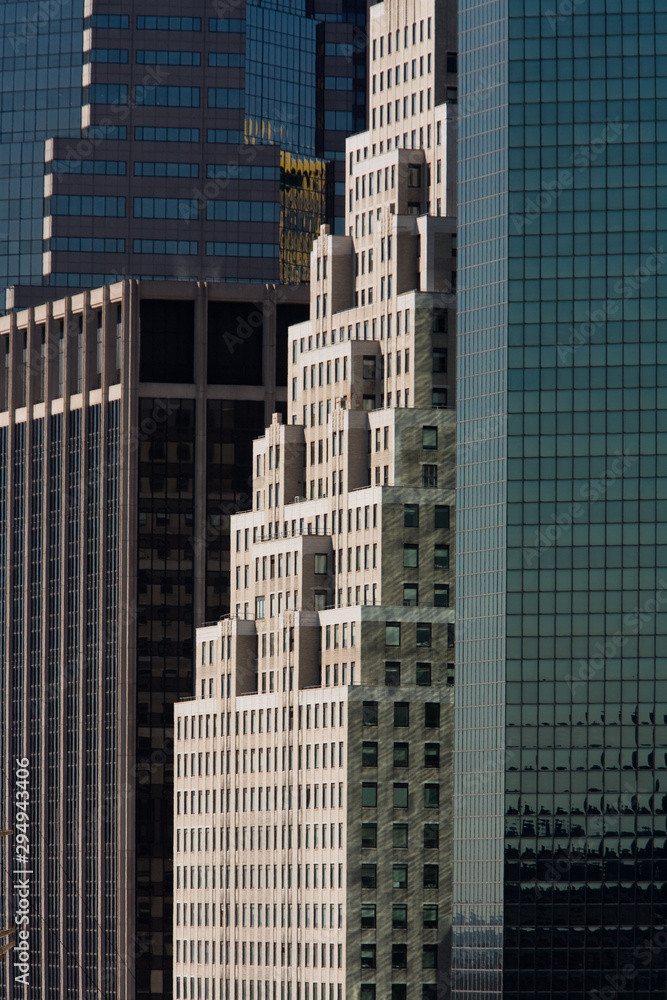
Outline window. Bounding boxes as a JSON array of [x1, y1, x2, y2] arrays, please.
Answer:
[[391, 905, 408, 932], [423, 864, 439, 889], [403, 544, 418, 568], [363, 356, 376, 379], [404, 503, 419, 527], [362, 783, 378, 808], [424, 784, 439, 808], [386, 622, 401, 646], [423, 945, 438, 970], [422, 426, 437, 449], [434, 546, 449, 569], [403, 584, 418, 607], [361, 864, 377, 889], [361, 944, 376, 969], [416, 623, 431, 647], [361, 824, 377, 849], [361, 987, 376, 1000], [422, 465, 437, 488], [423, 904, 438, 928], [433, 348, 447, 373], [392, 988, 407, 1000], [393, 783, 408, 808], [393, 823, 408, 848], [425, 703, 440, 728], [255, 597, 265, 619], [362, 742, 378, 767], [394, 703, 409, 727], [424, 824, 439, 848], [435, 505, 450, 529], [385, 661, 400, 686], [422, 988, 437, 1000], [393, 743, 409, 767], [392, 864, 407, 889], [432, 388, 447, 408], [361, 904, 376, 929], [314, 554, 327, 574], [434, 584, 449, 608], [392, 943, 408, 970], [363, 702, 378, 726], [416, 663, 431, 686]]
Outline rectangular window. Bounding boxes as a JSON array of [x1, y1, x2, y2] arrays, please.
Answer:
[[424, 783, 439, 808], [434, 506, 450, 529], [422, 426, 437, 450], [416, 663, 432, 686], [385, 622, 401, 646], [362, 742, 378, 767], [361, 783, 377, 808], [362, 702, 378, 726], [394, 703, 409, 727], [403, 583, 418, 607], [424, 703, 440, 728], [392, 864, 407, 888], [423, 904, 438, 928], [403, 544, 418, 568], [393, 823, 408, 848], [434, 584, 449, 608], [392, 904, 407, 930], [416, 623, 431, 647], [393, 743, 409, 767], [422, 464, 437, 488], [361, 864, 377, 889], [361, 904, 376, 929], [361, 824, 377, 849], [434, 546, 449, 569], [385, 661, 400, 686], [404, 503, 419, 527], [424, 823, 439, 848]]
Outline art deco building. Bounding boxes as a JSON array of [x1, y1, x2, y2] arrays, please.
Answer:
[[454, 4, 667, 1000], [0, 277, 309, 999], [0, 0, 368, 310], [173, 1, 458, 998]]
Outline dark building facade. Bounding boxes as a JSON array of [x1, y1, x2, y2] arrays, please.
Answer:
[[454, 4, 667, 1000], [0, 279, 309, 999], [1, 0, 368, 309]]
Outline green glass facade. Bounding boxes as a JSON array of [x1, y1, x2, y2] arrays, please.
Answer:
[[454, 3, 667, 998]]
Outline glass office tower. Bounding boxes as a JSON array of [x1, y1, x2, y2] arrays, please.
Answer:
[[454, 3, 667, 1000], [0, 0, 368, 309]]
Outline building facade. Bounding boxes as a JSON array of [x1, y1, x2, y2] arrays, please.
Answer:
[[454, 4, 667, 1000], [0, 277, 309, 999], [0, 0, 368, 310], [173, 1, 459, 998]]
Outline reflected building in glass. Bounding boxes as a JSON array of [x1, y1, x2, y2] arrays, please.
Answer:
[[454, 4, 667, 1000], [0, 0, 368, 310]]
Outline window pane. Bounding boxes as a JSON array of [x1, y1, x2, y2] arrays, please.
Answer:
[[424, 783, 439, 808], [361, 823, 377, 849], [424, 744, 440, 768], [361, 904, 376, 928], [361, 864, 377, 888], [422, 426, 437, 449], [423, 904, 438, 928], [361, 986, 376, 1000], [403, 583, 418, 606], [362, 783, 378, 807], [434, 505, 450, 528], [394, 703, 409, 727], [363, 702, 378, 725], [385, 661, 401, 686], [423, 945, 438, 969], [416, 662, 431, 686], [386, 622, 401, 646], [423, 864, 438, 889], [392, 864, 407, 889], [434, 545, 449, 569], [393, 742, 409, 767], [393, 783, 409, 808], [403, 544, 418, 567], [434, 584, 449, 608], [392, 987, 407, 1000], [424, 703, 440, 727], [391, 943, 408, 969], [361, 944, 376, 969], [362, 742, 378, 766], [392, 904, 407, 929], [416, 623, 431, 646], [404, 503, 419, 527], [392, 823, 408, 848]]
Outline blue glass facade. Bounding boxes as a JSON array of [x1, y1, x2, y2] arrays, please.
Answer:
[[0, 0, 84, 292], [454, 3, 667, 999]]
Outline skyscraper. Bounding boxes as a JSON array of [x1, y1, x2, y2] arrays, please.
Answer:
[[0, 0, 368, 310], [454, 4, 667, 999], [173, 1, 459, 998], [0, 277, 309, 999]]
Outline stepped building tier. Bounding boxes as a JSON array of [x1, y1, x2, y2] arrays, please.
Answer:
[[174, 1, 459, 998]]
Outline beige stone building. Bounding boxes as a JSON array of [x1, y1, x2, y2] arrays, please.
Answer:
[[173, 1, 458, 998]]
